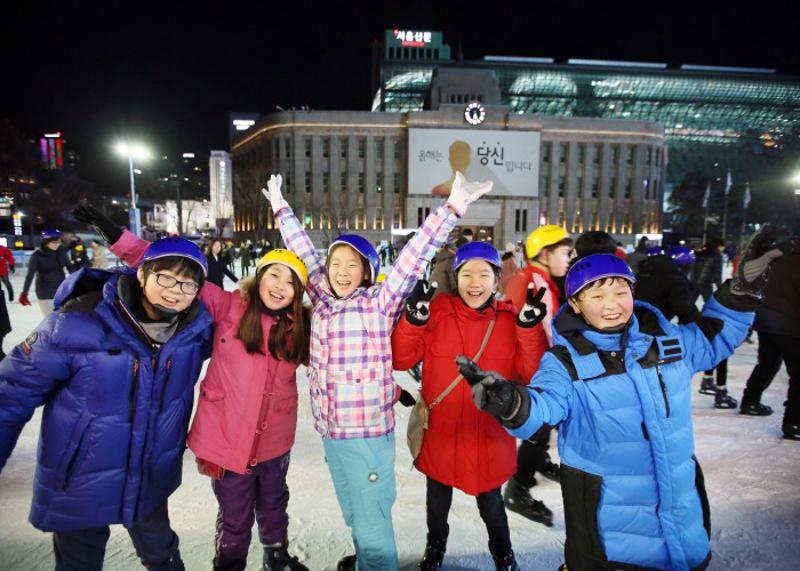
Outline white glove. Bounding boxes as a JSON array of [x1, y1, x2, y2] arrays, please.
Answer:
[[446, 171, 493, 216], [261, 174, 288, 213]]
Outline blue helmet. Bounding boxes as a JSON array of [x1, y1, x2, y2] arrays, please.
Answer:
[[565, 253, 636, 298], [40, 229, 61, 241], [140, 237, 208, 276], [667, 246, 696, 266], [453, 241, 501, 273], [329, 234, 380, 282], [646, 246, 665, 257]]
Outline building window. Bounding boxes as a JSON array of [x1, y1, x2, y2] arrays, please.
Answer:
[[417, 207, 431, 226], [340, 138, 348, 159], [577, 144, 585, 164], [624, 179, 632, 199], [625, 147, 632, 165], [284, 138, 291, 159], [358, 138, 366, 159], [323, 171, 329, 192], [558, 178, 565, 197], [592, 179, 599, 198], [610, 146, 618, 164], [340, 171, 347, 190], [541, 144, 550, 163], [514, 209, 528, 232], [393, 208, 401, 229], [358, 172, 365, 193], [304, 138, 311, 158], [285, 173, 291, 193], [376, 184, 383, 193], [646, 147, 652, 165], [393, 138, 401, 159], [593, 146, 600, 164], [322, 138, 329, 158], [305, 172, 311, 193], [394, 172, 401, 193], [375, 139, 383, 160], [559, 143, 567, 164], [374, 206, 384, 230], [610, 178, 617, 197]]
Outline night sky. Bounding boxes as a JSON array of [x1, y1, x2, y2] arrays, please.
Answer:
[[5, 2, 798, 195]]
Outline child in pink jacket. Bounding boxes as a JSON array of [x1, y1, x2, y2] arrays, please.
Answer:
[[263, 172, 492, 571], [109, 230, 311, 571]]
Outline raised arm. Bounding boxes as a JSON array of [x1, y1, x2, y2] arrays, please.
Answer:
[[378, 172, 493, 319], [262, 174, 327, 305]]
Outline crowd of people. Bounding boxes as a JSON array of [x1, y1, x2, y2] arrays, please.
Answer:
[[0, 174, 796, 571]]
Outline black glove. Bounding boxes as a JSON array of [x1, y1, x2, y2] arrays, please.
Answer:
[[8, 266, 14, 275], [729, 223, 783, 302], [516, 283, 547, 328], [456, 356, 530, 428], [406, 279, 438, 326], [399, 389, 417, 407], [73, 204, 122, 244]]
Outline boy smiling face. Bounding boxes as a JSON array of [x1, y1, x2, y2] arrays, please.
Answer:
[[568, 277, 634, 330]]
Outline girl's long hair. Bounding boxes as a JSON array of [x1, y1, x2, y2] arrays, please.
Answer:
[[236, 265, 310, 366]]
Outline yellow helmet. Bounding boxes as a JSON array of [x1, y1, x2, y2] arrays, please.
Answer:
[[526, 225, 569, 259], [255, 249, 308, 286]]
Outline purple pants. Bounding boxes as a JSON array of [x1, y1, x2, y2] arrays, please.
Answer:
[[211, 451, 291, 571]]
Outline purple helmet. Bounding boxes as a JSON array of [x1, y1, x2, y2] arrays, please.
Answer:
[[140, 237, 208, 276], [453, 241, 501, 272], [646, 246, 665, 257], [40, 229, 61, 241], [329, 234, 380, 282], [565, 253, 636, 298], [667, 246, 696, 266]]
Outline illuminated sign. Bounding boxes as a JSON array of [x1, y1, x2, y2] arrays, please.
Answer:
[[408, 128, 541, 198], [233, 119, 256, 131], [464, 102, 486, 125], [393, 29, 432, 47], [182, 152, 195, 159], [44, 132, 62, 138]]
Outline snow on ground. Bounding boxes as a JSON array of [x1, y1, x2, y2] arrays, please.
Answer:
[[0, 269, 798, 570]]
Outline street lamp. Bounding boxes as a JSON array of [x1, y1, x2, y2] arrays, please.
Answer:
[[114, 142, 152, 237]]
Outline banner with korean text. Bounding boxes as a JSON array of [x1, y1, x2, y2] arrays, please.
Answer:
[[408, 128, 540, 197]]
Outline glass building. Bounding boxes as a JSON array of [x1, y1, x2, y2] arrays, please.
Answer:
[[373, 32, 800, 186]]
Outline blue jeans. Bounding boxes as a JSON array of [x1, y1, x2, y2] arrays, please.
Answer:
[[323, 433, 398, 571]]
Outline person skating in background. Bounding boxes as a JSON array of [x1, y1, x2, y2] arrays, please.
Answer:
[[737, 235, 799, 439], [498, 243, 519, 297], [625, 235, 650, 274], [69, 235, 91, 270], [392, 242, 547, 571], [20, 229, 75, 317], [265, 171, 492, 571], [0, 243, 15, 302], [0, 229, 213, 571], [691, 238, 730, 398], [205, 239, 239, 288], [459, 225, 779, 570], [501, 225, 573, 526], [239, 240, 252, 277], [429, 234, 459, 299]]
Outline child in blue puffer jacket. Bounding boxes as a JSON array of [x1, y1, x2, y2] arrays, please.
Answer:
[[458, 226, 782, 571], [0, 236, 213, 571]]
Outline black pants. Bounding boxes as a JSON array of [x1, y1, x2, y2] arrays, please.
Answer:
[[704, 358, 728, 387], [426, 477, 511, 556], [52, 503, 181, 571], [1, 274, 12, 300], [513, 427, 552, 488], [742, 330, 800, 426]]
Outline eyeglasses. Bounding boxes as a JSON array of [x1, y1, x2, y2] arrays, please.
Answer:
[[148, 272, 200, 295]]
